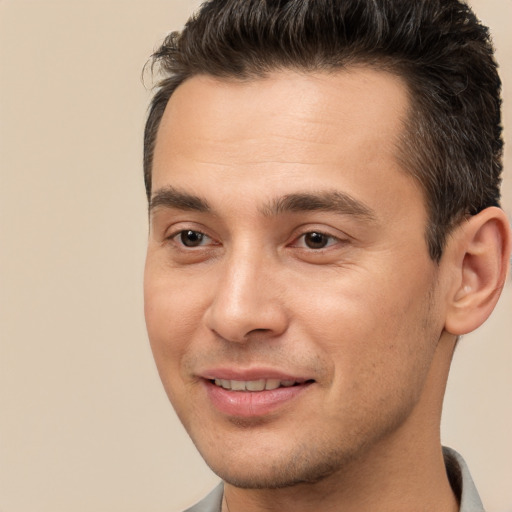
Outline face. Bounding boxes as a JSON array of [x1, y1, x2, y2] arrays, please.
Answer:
[[144, 69, 451, 488]]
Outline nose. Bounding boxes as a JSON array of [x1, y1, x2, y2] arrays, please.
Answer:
[[203, 251, 289, 343]]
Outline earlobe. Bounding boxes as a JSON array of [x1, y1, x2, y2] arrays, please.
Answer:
[[444, 207, 511, 336]]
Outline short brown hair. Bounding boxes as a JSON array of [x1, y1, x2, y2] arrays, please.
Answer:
[[144, 0, 503, 261]]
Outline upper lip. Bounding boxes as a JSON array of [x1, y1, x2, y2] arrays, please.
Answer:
[[199, 367, 313, 383]]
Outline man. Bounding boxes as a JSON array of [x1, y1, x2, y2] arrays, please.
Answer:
[[143, 1, 511, 511]]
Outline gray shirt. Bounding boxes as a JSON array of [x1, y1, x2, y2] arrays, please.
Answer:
[[184, 447, 484, 512]]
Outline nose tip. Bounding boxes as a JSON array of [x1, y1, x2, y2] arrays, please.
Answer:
[[203, 260, 288, 343]]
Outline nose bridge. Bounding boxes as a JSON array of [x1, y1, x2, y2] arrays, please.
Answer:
[[205, 240, 287, 342]]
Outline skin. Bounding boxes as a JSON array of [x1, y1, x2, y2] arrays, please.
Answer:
[[143, 69, 503, 512]]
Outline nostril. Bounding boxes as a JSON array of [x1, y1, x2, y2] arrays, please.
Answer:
[[247, 328, 272, 336]]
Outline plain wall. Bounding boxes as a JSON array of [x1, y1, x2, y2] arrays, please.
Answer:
[[0, 1, 510, 511]]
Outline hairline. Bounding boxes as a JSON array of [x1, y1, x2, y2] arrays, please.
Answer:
[[146, 60, 423, 193]]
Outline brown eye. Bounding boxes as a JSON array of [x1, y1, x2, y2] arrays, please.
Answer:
[[304, 232, 331, 249], [179, 230, 205, 247]]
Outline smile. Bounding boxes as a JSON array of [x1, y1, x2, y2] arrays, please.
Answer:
[[204, 376, 314, 418], [211, 378, 303, 391]]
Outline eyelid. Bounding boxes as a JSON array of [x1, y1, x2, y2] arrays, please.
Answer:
[[169, 229, 214, 246], [292, 232, 342, 250], [288, 225, 350, 247], [162, 227, 221, 265], [162, 220, 218, 247], [163, 220, 210, 239]]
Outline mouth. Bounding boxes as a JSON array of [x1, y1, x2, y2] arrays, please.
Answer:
[[202, 374, 315, 418], [210, 378, 313, 391]]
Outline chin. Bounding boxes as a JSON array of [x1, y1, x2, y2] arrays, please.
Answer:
[[200, 442, 350, 490]]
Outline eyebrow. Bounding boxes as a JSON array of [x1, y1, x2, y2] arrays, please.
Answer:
[[149, 186, 210, 213], [149, 186, 376, 222], [261, 191, 377, 221]]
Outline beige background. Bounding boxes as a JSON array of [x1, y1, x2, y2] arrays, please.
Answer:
[[0, 1, 510, 511]]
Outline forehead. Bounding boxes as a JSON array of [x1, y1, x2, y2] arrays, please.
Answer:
[[151, 68, 420, 221], [154, 68, 409, 167]]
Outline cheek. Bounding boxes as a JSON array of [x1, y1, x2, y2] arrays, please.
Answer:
[[144, 278, 205, 419], [301, 264, 438, 384], [143, 266, 209, 373]]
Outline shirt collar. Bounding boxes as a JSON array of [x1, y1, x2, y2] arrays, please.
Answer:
[[443, 446, 485, 512]]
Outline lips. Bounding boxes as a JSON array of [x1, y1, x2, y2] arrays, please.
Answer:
[[201, 370, 314, 418]]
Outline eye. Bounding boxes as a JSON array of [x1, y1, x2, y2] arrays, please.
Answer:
[[300, 231, 338, 249], [175, 230, 210, 247]]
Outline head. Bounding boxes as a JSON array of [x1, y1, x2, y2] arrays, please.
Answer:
[[143, 0, 510, 494], [144, 0, 503, 262]]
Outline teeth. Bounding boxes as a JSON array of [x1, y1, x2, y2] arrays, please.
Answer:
[[246, 379, 266, 391], [264, 379, 281, 390], [230, 380, 246, 391], [213, 378, 299, 391]]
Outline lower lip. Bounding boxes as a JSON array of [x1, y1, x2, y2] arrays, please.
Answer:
[[204, 380, 312, 418]]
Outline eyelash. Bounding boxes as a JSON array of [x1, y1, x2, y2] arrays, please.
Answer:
[[170, 229, 215, 248], [168, 228, 343, 251], [292, 231, 342, 250]]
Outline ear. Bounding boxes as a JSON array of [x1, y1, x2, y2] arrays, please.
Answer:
[[444, 207, 511, 336]]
